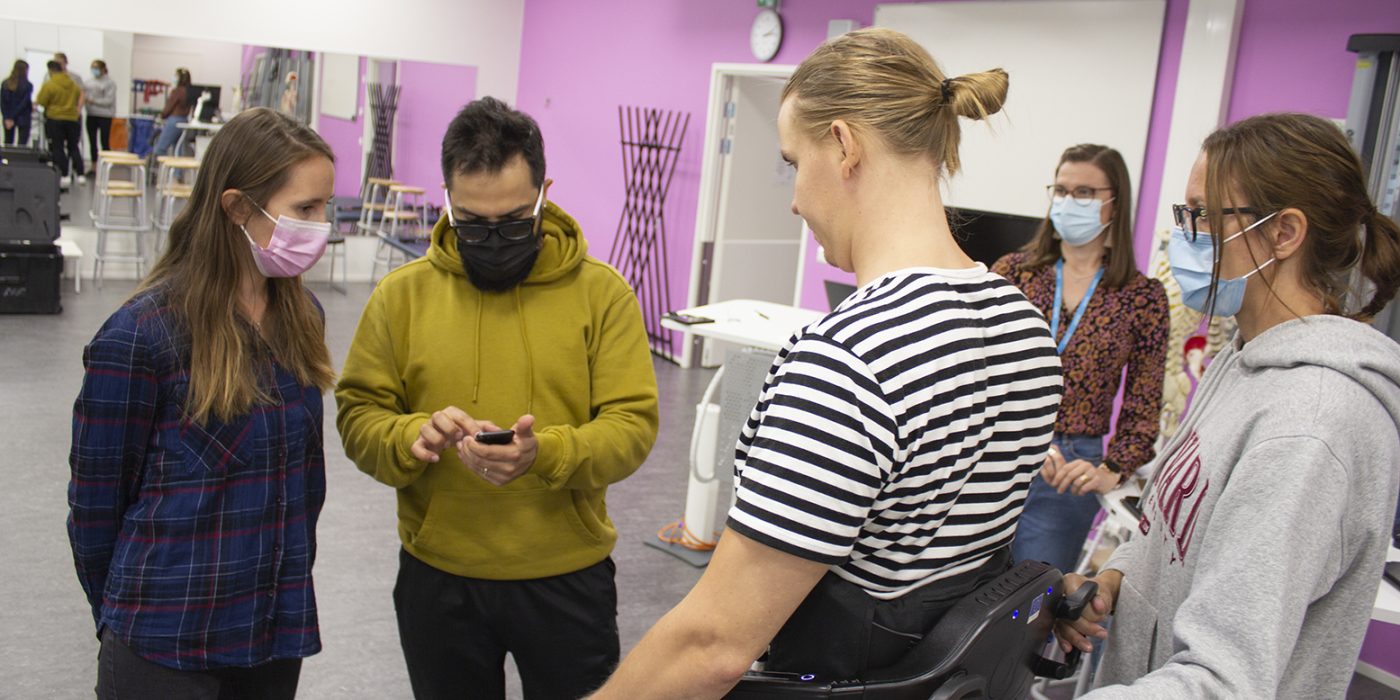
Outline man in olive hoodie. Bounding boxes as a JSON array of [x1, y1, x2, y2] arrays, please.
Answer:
[[336, 98, 659, 699], [35, 60, 84, 185]]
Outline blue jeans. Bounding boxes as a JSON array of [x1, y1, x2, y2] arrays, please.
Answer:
[[153, 115, 188, 156], [1011, 433, 1105, 575]]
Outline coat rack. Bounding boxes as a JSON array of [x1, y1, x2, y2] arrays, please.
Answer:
[[609, 106, 690, 357], [363, 83, 401, 192]]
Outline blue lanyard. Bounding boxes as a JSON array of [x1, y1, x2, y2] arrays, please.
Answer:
[[1051, 259, 1104, 355]]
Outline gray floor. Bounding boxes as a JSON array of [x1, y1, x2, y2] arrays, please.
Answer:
[[3, 216, 1397, 697]]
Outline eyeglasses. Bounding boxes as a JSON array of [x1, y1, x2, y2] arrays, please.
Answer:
[[1171, 204, 1263, 242], [1046, 185, 1113, 206], [445, 185, 546, 244]]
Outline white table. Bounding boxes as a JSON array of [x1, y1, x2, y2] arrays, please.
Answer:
[[652, 300, 824, 565], [1376, 544, 1400, 626], [659, 299, 824, 352], [55, 238, 83, 293], [175, 121, 222, 160]]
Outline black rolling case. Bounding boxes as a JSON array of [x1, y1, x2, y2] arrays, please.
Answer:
[[0, 242, 62, 314], [0, 149, 63, 314], [0, 151, 61, 245]]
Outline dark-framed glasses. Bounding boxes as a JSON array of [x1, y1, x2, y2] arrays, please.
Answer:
[[1171, 204, 1263, 242], [1046, 185, 1113, 206], [445, 184, 546, 244]]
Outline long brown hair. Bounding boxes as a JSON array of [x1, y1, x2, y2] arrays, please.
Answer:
[[5, 60, 27, 92], [138, 107, 335, 424], [781, 27, 1008, 177], [1202, 113, 1400, 322], [1020, 144, 1138, 288]]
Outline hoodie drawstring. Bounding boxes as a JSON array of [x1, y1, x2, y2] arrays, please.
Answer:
[[515, 287, 534, 415], [472, 293, 482, 404]]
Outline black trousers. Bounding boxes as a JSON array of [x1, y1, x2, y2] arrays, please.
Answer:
[[45, 118, 83, 177], [86, 115, 112, 170], [394, 548, 620, 700], [3, 123, 29, 147], [766, 547, 1012, 681], [96, 628, 302, 700]]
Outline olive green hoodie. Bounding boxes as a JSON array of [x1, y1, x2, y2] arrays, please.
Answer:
[[335, 201, 659, 579]]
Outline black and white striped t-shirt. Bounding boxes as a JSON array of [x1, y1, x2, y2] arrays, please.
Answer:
[[727, 266, 1062, 600]]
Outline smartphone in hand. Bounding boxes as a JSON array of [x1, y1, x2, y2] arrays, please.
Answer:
[[474, 429, 515, 445]]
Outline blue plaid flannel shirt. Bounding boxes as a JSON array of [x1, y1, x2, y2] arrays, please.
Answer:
[[67, 289, 326, 670]]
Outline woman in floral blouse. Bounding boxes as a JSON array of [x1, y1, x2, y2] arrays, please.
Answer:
[[994, 144, 1169, 575]]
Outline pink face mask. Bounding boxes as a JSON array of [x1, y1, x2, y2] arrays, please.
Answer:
[[240, 205, 331, 278]]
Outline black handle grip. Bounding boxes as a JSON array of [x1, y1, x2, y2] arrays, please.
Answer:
[[1034, 580, 1102, 680], [1055, 580, 1098, 621]]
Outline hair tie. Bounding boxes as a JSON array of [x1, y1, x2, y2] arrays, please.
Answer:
[[941, 78, 954, 104]]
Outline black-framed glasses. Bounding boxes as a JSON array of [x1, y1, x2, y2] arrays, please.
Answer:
[[1046, 185, 1113, 205], [444, 185, 546, 244], [1171, 204, 1263, 242]]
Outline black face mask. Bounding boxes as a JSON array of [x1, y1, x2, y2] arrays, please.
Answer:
[[457, 234, 541, 292]]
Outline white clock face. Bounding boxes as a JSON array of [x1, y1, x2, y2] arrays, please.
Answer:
[[750, 9, 783, 62]]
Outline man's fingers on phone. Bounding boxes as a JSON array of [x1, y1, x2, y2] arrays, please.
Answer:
[[430, 413, 466, 443], [440, 407, 480, 438]]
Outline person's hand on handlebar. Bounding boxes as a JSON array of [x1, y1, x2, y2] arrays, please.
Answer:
[[1054, 570, 1122, 654]]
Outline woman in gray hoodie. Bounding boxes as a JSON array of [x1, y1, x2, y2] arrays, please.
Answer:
[[1055, 112, 1400, 698], [84, 60, 117, 176]]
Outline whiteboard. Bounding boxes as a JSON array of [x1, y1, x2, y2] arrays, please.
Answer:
[[320, 52, 359, 120], [875, 1, 1165, 218]]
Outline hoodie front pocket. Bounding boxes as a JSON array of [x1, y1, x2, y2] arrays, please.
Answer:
[[411, 487, 605, 572], [1096, 577, 1160, 686]]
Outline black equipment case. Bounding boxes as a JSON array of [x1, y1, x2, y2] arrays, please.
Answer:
[[0, 148, 63, 314]]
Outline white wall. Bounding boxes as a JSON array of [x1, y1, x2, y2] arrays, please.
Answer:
[[131, 34, 242, 113], [102, 30, 133, 118], [0, 0, 524, 103], [876, 1, 1166, 219], [0, 21, 134, 118], [0, 20, 102, 89]]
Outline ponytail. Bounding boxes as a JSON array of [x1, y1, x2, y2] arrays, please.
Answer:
[[940, 69, 1009, 175], [1355, 207, 1400, 323], [783, 28, 1007, 178]]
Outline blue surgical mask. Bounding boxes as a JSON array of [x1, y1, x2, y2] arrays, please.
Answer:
[[1167, 211, 1278, 316], [90, 68, 101, 78], [1050, 197, 1111, 247]]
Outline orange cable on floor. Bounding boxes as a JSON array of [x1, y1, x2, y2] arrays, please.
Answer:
[[657, 519, 718, 551]]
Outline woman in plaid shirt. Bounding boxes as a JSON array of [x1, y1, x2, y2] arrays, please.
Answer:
[[68, 107, 337, 699]]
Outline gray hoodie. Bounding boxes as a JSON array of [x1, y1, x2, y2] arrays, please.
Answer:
[[84, 75, 116, 118], [1087, 315, 1400, 699]]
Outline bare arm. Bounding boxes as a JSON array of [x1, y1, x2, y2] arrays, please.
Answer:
[[589, 529, 829, 699]]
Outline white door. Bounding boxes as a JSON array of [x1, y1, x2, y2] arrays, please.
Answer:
[[684, 64, 803, 367]]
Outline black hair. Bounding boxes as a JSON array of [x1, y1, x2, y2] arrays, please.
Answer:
[[440, 97, 545, 187], [47, 60, 63, 73]]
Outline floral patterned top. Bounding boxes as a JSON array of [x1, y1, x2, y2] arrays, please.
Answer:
[[992, 252, 1169, 474]]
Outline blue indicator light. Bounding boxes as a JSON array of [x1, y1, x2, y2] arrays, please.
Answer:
[[1012, 609, 1020, 620], [1048, 587, 1054, 595], [801, 674, 815, 681]]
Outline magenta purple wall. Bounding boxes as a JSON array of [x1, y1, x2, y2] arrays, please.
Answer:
[[517, 0, 1399, 313], [515, 1, 930, 314], [315, 57, 367, 199], [307, 58, 477, 202], [514, 0, 1189, 313], [1226, 0, 1400, 123], [1361, 620, 1400, 679], [394, 61, 478, 208]]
